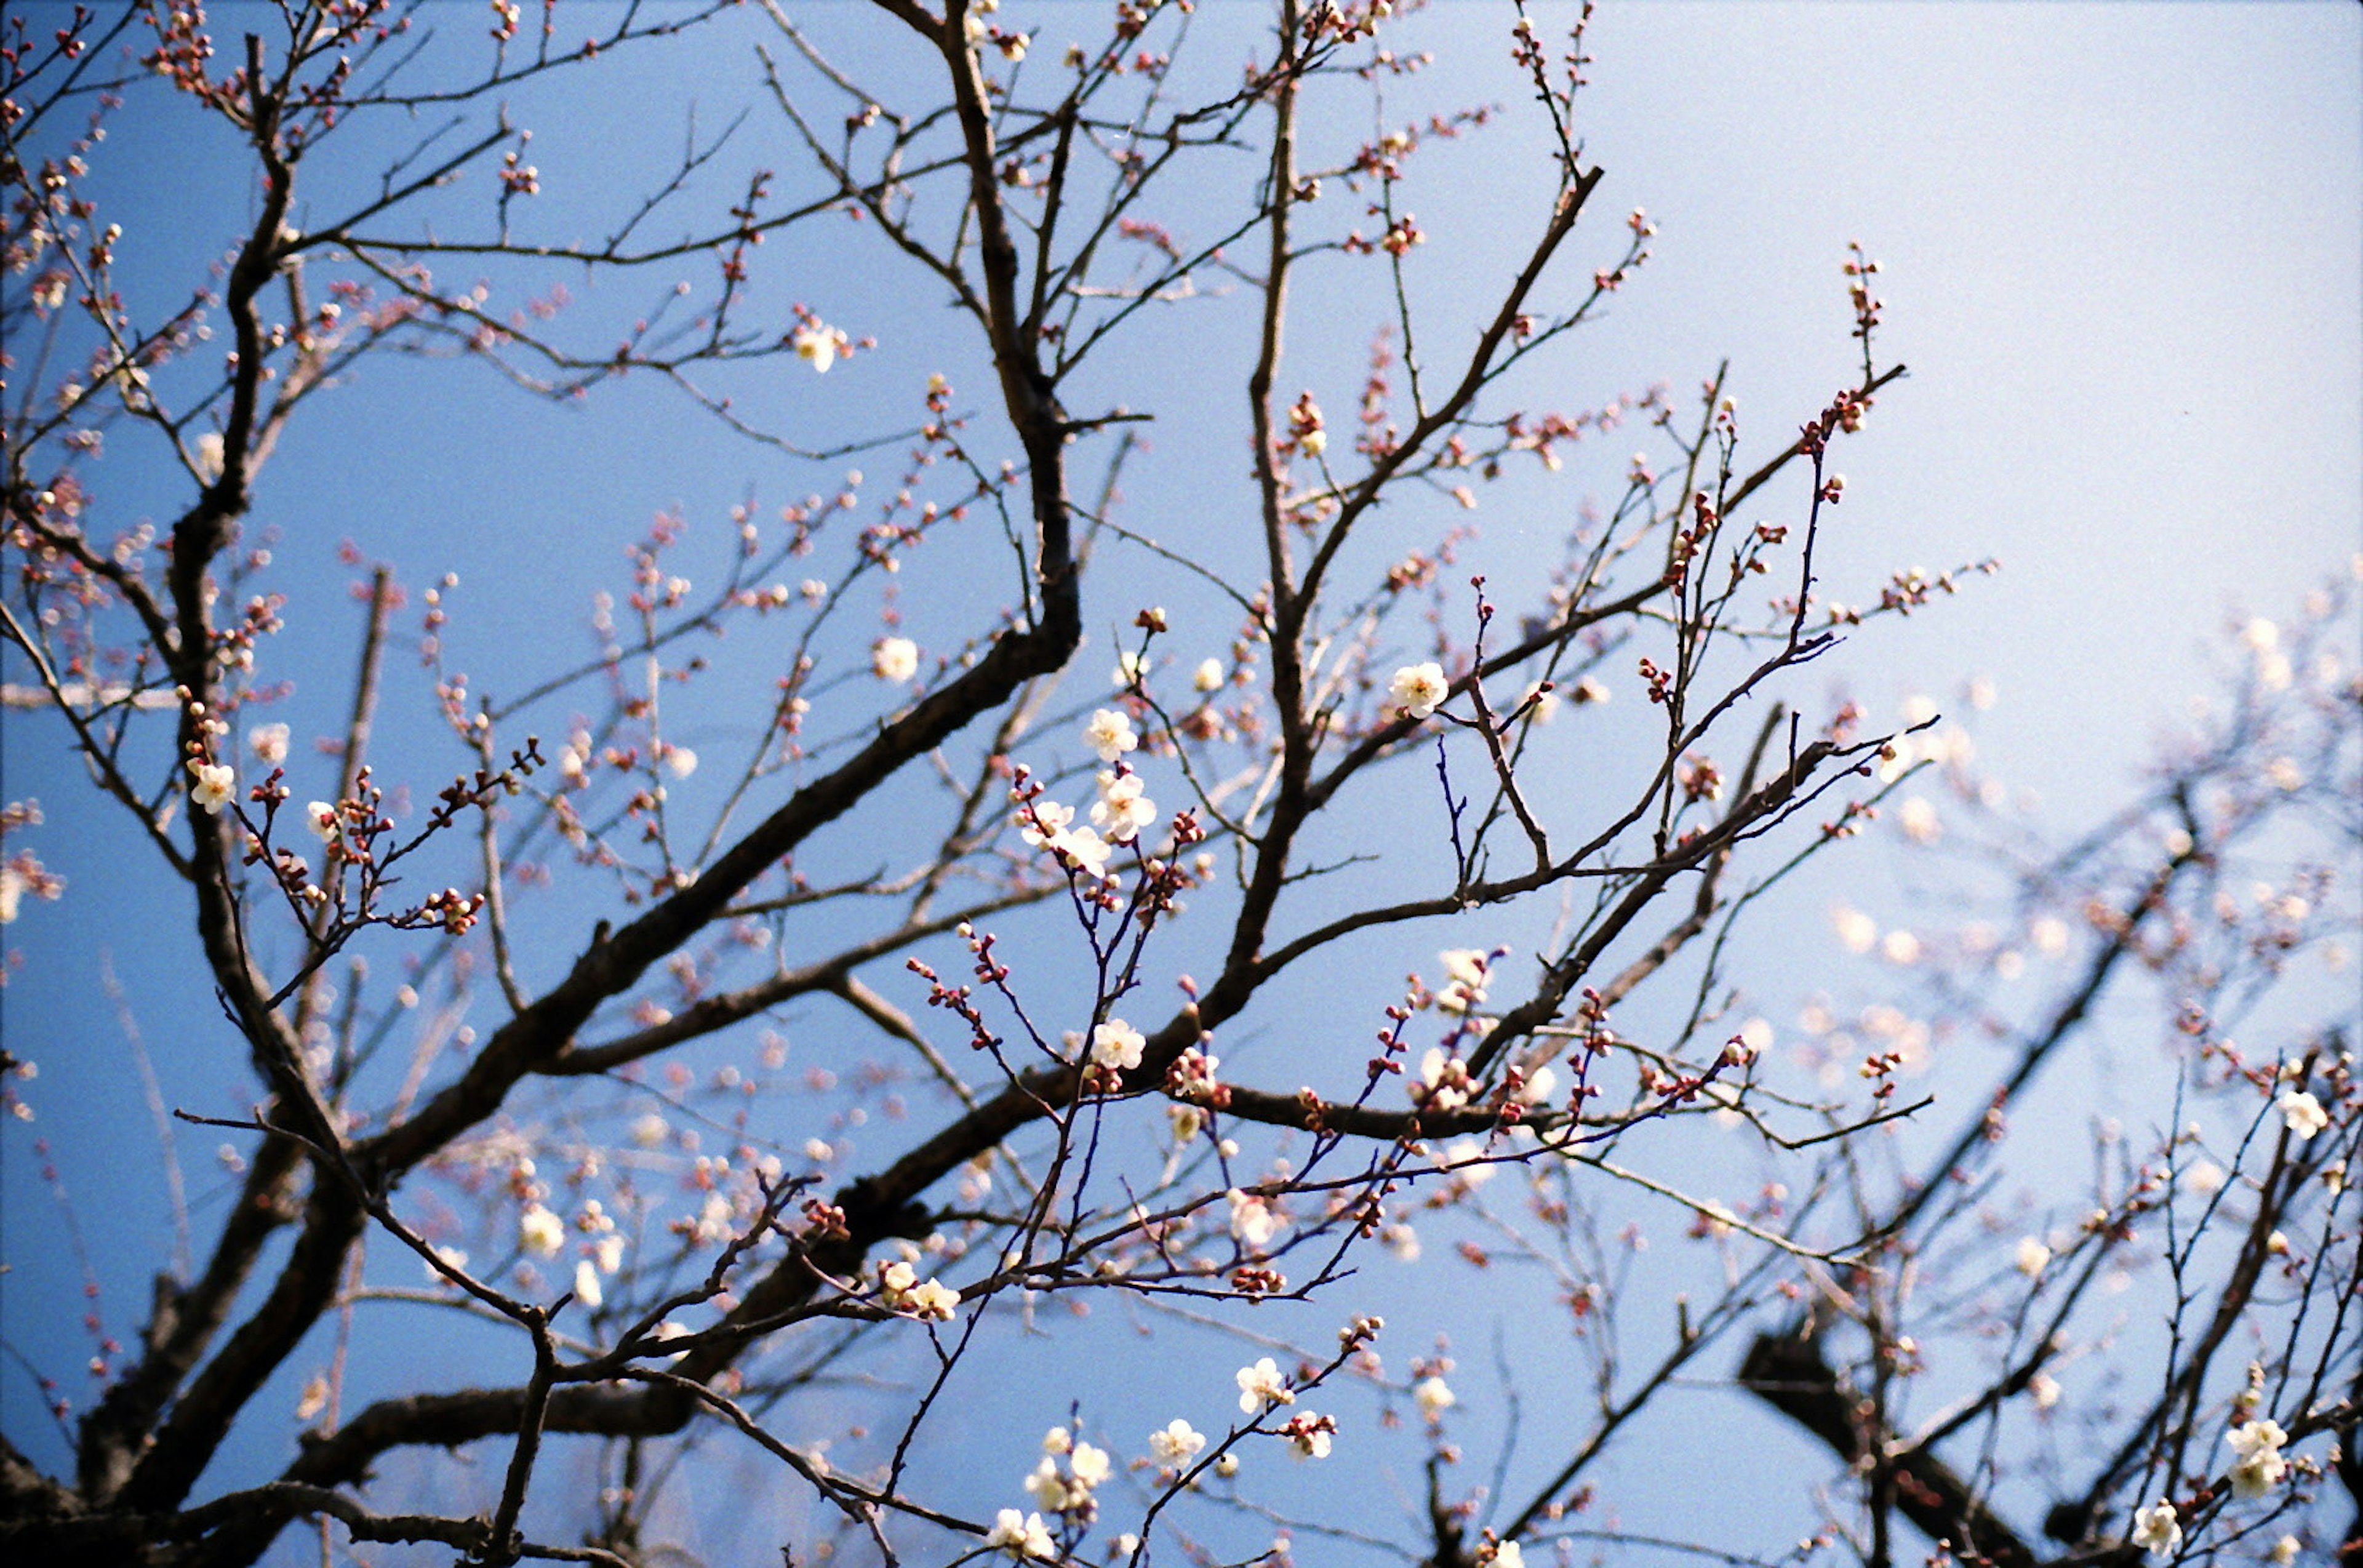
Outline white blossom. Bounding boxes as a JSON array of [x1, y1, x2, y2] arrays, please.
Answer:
[[1090, 770, 1157, 842], [2226, 1418, 2289, 1499], [1149, 1418, 1205, 1464], [873, 636, 919, 682], [986, 1509, 1055, 1559], [2277, 1090, 2329, 1140], [1193, 658, 1225, 692], [189, 759, 236, 814], [1227, 1188, 1280, 1247], [1413, 1375, 1455, 1420], [2015, 1237, 2051, 1278], [1067, 1441, 1110, 1489], [518, 1204, 565, 1258], [1049, 823, 1116, 880], [1090, 1018, 1145, 1071], [2129, 1500, 2181, 1560], [1084, 708, 1138, 762], [249, 723, 290, 764], [1236, 1356, 1293, 1412], [1389, 662, 1449, 718], [793, 321, 846, 372]]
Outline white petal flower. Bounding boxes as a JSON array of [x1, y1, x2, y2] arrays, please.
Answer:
[[1389, 661, 1449, 718], [1227, 1188, 1280, 1247], [2226, 1418, 2289, 1498], [987, 1509, 1055, 1559], [1236, 1356, 1293, 1412], [1412, 1375, 1455, 1420], [2015, 1237, 2051, 1278], [304, 801, 340, 842], [1084, 708, 1138, 762], [873, 636, 919, 682], [2277, 1090, 2329, 1140], [793, 321, 845, 372], [518, 1203, 565, 1258], [903, 1278, 959, 1321], [189, 759, 236, 814], [1017, 798, 1074, 847], [1193, 658, 1225, 693], [572, 1258, 604, 1309], [1149, 1418, 1206, 1463], [1090, 770, 1157, 842], [1066, 1441, 1111, 1489], [1090, 1018, 1145, 1070], [249, 723, 290, 764], [2129, 1500, 2181, 1559], [1049, 824, 1116, 880]]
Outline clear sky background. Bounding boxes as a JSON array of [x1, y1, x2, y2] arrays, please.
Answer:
[[2, 3, 2357, 1563]]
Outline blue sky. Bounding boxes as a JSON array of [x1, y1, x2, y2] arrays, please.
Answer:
[[2, 2, 2357, 1562]]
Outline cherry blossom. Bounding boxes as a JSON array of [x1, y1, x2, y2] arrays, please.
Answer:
[[518, 1204, 565, 1258], [1083, 708, 1138, 762], [1412, 1375, 1455, 1420], [2130, 1500, 2181, 1560], [792, 321, 847, 372], [986, 1509, 1055, 1559], [873, 636, 919, 682], [1090, 770, 1156, 842], [1389, 661, 1449, 719], [2225, 1418, 2288, 1498], [303, 801, 340, 842], [1050, 823, 1116, 881], [2277, 1089, 2328, 1140], [1090, 1019, 1145, 1071], [189, 759, 236, 814], [1227, 1188, 1281, 1247], [1148, 1418, 1205, 1464], [1236, 1356, 1293, 1412]]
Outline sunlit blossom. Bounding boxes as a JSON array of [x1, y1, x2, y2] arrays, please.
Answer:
[[1236, 1356, 1292, 1412], [986, 1508, 1054, 1559], [2129, 1500, 2181, 1559], [1090, 1018, 1145, 1071], [1412, 1375, 1455, 1420], [2277, 1090, 2328, 1141], [1228, 1188, 1281, 1247], [873, 636, 919, 682], [189, 760, 236, 814], [1084, 708, 1138, 762], [518, 1204, 565, 1258], [793, 321, 846, 372], [1090, 770, 1157, 842], [1149, 1417, 1205, 1464], [1389, 661, 1449, 719], [2226, 1418, 2288, 1498]]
